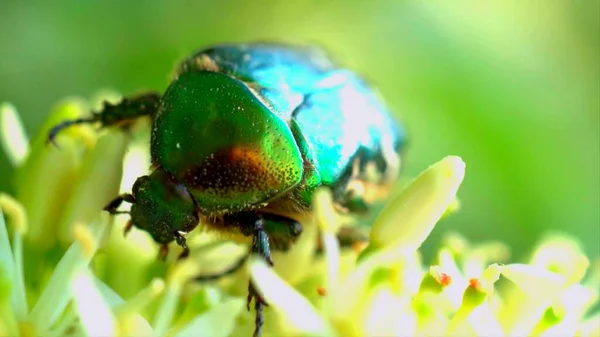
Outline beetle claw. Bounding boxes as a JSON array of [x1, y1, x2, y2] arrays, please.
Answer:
[[247, 281, 268, 337]]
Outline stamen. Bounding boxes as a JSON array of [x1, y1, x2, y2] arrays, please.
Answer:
[[0, 195, 28, 319], [173, 298, 245, 337], [114, 278, 165, 316], [313, 188, 340, 313], [0, 103, 30, 166], [153, 260, 200, 335], [0, 194, 28, 235], [29, 218, 105, 333], [73, 224, 97, 259]]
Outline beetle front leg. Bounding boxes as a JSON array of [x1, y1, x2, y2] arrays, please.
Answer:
[[247, 215, 272, 337], [104, 194, 136, 237], [103, 193, 135, 214], [218, 212, 275, 337], [47, 92, 161, 146], [248, 281, 267, 337]]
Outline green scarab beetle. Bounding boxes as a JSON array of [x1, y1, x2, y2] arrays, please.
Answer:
[[48, 43, 406, 337]]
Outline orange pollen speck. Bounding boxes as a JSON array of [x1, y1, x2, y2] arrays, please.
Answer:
[[438, 273, 452, 287], [317, 287, 327, 296], [469, 278, 481, 289]]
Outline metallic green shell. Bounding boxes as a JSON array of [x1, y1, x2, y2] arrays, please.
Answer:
[[151, 71, 304, 213]]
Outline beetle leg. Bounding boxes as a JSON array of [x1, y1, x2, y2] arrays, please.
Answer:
[[173, 231, 190, 260], [215, 212, 276, 337], [250, 216, 274, 266], [248, 281, 268, 337], [47, 92, 161, 146], [104, 194, 136, 237], [247, 215, 273, 337]]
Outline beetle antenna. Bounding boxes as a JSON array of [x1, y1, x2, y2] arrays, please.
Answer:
[[46, 116, 98, 147]]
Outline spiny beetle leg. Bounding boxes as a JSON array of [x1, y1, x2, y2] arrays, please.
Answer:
[[248, 281, 268, 337], [47, 92, 161, 146], [251, 216, 274, 266], [247, 214, 272, 337]]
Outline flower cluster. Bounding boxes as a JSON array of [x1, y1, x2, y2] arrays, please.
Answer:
[[0, 96, 598, 337]]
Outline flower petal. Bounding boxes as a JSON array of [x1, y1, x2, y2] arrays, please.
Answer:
[[501, 263, 570, 299], [250, 258, 331, 336], [363, 288, 415, 337], [71, 269, 116, 336]]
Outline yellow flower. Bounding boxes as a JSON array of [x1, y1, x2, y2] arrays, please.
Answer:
[[1, 98, 598, 337]]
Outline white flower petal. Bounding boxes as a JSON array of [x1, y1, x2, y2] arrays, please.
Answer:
[[438, 248, 469, 309], [71, 269, 116, 337], [363, 288, 415, 337], [577, 313, 600, 337], [250, 258, 331, 336], [321, 231, 340, 296], [501, 264, 570, 299], [501, 264, 571, 336], [93, 277, 126, 307], [467, 303, 505, 337], [329, 249, 405, 328]]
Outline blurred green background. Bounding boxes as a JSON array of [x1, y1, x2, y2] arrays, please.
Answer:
[[1, 1, 598, 259]]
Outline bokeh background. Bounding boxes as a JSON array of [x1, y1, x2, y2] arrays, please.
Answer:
[[1, 1, 598, 260]]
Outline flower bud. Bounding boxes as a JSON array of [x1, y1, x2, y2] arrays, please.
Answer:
[[369, 156, 466, 252]]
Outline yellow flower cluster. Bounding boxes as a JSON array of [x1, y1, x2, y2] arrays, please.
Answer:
[[0, 97, 598, 337]]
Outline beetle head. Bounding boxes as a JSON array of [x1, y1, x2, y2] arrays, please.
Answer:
[[128, 168, 199, 244]]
